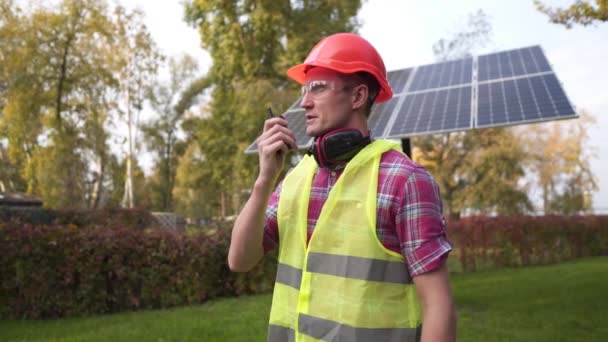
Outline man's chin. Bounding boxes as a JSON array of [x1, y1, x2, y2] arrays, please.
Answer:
[[306, 128, 322, 138], [306, 126, 332, 138]]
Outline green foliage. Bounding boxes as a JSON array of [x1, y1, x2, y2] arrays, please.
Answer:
[[524, 113, 597, 214], [535, 0, 608, 28], [181, 0, 363, 219], [106, 156, 152, 209], [142, 55, 200, 212], [173, 143, 217, 219], [29, 131, 88, 209], [0, 222, 276, 319], [0, 0, 160, 209], [0, 144, 24, 192], [414, 127, 532, 218]]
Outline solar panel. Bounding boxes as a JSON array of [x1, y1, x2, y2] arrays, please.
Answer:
[[408, 58, 473, 91], [368, 99, 399, 138], [478, 46, 552, 82], [477, 73, 575, 128], [387, 68, 412, 94], [388, 85, 473, 137], [245, 45, 576, 154]]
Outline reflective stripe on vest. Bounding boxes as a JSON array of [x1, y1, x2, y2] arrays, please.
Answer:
[[269, 139, 422, 342], [276, 252, 412, 291], [268, 324, 295, 342], [299, 314, 421, 342], [270, 315, 421, 342], [276, 263, 303, 290], [306, 252, 413, 284]]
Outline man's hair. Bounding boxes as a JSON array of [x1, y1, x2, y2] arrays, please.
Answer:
[[346, 72, 380, 117]]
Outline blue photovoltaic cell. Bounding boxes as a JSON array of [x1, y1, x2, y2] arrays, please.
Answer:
[[408, 58, 473, 91], [477, 74, 575, 127], [244, 109, 311, 153], [388, 86, 472, 136], [368, 99, 399, 138], [387, 68, 412, 94], [478, 46, 552, 82]]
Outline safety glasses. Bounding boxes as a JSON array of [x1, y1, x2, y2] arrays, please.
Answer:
[[301, 80, 350, 99]]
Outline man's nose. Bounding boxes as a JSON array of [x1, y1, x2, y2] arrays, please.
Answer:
[[300, 91, 313, 109]]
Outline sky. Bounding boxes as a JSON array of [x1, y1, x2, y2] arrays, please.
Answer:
[[121, 0, 607, 213]]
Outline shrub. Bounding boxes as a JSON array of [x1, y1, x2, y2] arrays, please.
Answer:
[[449, 215, 608, 272], [0, 222, 276, 319]]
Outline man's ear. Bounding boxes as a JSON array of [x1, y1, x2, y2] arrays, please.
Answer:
[[351, 84, 369, 110]]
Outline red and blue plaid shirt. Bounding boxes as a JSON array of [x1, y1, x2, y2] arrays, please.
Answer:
[[263, 149, 452, 277]]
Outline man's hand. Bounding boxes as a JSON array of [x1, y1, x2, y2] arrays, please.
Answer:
[[228, 114, 296, 272], [256, 116, 296, 186]]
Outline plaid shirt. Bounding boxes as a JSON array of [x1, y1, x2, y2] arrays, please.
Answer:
[[263, 149, 452, 277]]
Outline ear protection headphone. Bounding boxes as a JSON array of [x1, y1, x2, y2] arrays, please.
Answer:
[[307, 128, 371, 168]]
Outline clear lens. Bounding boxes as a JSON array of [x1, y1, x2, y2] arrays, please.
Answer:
[[301, 80, 334, 98]]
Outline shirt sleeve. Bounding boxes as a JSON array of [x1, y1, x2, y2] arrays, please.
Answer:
[[263, 180, 282, 254], [396, 166, 452, 277]]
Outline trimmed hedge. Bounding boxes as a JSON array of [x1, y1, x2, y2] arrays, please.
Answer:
[[3, 214, 606, 319], [449, 215, 608, 272], [0, 223, 276, 319]]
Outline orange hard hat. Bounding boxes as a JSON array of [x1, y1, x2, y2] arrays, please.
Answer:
[[286, 33, 393, 103]]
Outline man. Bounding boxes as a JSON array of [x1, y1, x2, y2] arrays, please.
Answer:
[[229, 33, 456, 342]]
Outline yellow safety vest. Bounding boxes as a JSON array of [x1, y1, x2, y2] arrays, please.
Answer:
[[269, 139, 422, 342]]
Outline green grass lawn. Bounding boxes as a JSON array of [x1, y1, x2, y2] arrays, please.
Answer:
[[2, 257, 607, 341]]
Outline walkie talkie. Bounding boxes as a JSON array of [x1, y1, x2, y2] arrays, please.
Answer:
[[266, 107, 293, 152]]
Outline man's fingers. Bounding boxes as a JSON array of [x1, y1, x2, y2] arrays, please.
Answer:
[[263, 116, 289, 132], [258, 124, 297, 150], [258, 131, 296, 154]]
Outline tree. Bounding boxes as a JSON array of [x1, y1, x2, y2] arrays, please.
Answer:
[[0, 0, 159, 208], [535, 0, 608, 28], [114, 6, 162, 209], [0, 0, 119, 207], [182, 0, 363, 219], [523, 112, 597, 214], [105, 154, 151, 209], [142, 54, 200, 211]]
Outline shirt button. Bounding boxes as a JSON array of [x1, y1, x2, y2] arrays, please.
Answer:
[[331, 171, 336, 177]]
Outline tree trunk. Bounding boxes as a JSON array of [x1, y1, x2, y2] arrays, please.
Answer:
[[122, 86, 135, 208], [89, 155, 105, 209]]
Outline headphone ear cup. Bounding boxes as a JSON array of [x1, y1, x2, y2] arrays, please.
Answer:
[[307, 135, 325, 167], [308, 129, 371, 167]]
